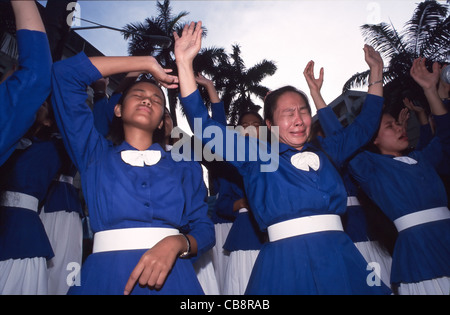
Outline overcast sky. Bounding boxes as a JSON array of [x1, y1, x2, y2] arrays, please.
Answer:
[[53, 0, 426, 127]]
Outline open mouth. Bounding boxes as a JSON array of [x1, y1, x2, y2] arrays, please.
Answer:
[[399, 134, 409, 141]]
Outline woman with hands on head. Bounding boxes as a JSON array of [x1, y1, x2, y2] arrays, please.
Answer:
[[175, 22, 391, 295], [51, 49, 215, 295], [348, 57, 450, 295]]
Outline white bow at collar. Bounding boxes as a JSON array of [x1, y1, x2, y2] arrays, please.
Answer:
[[394, 156, 418, 165], [121, 150, 162, 167], [291, 152, 321, 172]]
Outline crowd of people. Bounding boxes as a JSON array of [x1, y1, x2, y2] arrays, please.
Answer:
[[0, 1, 449, 295]]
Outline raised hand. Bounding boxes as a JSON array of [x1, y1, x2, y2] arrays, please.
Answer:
[[364, 45, 383, 70], [410, 58, 440, 91], [174, 21, 203, 97], [174, 21, 203, 65], [303, 61, 324, 95], [150, 66, 179, 90]]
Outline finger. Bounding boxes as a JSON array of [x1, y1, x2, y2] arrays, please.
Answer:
[[146, 266, 162, 289], [124, 262, 145, 295], [194, 21, 203, 43], [154, 269, 170, 290], [319, 67, 325, 81]]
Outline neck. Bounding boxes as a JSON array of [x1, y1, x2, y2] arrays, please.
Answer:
[[380, 149, 402, 157], [123, 126, 154, 151]]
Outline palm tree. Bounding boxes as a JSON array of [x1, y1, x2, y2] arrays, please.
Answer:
[[218, 44, 277, 125], [344, 0, 449, 112], [122, 0, 190, 126]]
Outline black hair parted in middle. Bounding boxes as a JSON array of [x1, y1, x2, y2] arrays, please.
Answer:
[[106, 78, 167, 149], [263, 86, 312, 124]]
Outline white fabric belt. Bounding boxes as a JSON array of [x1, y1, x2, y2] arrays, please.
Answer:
[[239, 208, 249, 214], [92, 227, 180, 253], [56, 175, 74, 186], [347, 196, 361, 207], [394, 207, 450, 232], [0, 191, 39, 212], [267, 214, 344, 242]]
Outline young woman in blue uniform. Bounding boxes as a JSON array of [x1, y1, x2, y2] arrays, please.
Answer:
[[305, 61, 393, 289], [0, 0, 52, 166], [348, 58, 450, 295], [175, 22, 391, 295], [51, 52, 215, 295], [0, 101, 63, 294]]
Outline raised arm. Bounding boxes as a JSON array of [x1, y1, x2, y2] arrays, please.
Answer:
[[0, 0, 51, 165], [410, 58, 448, 116], [52, 54, 178, 171], [196, 73, 227, 125], [410, 58, 450, 166], [174, 22, 203, 98], [11, 0, 46, 32]]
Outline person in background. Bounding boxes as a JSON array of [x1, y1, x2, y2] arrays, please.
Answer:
[[0, 0, 52, 166]]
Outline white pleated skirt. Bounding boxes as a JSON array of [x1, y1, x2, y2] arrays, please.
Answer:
[[354, 240, 393, 289], [397, 277, 450, 295], [0, 257, 48, 295], [223, 249, 260, 295], [40, 211, 83, 295], [194, 249, 220, 295], [211, 223, 232, 294]]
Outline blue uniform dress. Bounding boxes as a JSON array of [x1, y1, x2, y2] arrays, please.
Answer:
[[41, 144, 84, 295], [0, 137, 63, 262], [51, 53, 215, 295], [318, 106, 393, 287], [220, 172, 266, 253], [349, 113, 450, 287], [180, 89, 392, 295], [0, 30, 52, 166]]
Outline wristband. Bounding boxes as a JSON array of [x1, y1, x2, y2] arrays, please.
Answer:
[[179, 233, 191, 258], [368, 80, 383, 87]]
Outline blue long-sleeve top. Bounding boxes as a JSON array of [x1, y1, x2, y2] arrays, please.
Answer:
[[180, 89, 384, 231], [0, 30, 52, 166], [51, 52, 215, 258], [349, 112, 450, 222], [348, 111, 450, 284]]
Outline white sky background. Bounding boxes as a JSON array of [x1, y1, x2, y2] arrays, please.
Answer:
[[52, 0, 424, 131]]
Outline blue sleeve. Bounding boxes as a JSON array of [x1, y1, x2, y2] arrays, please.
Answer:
[[0, 30, 52, 165], [419, 113, 450, 169], [180, 162, 215, 261], [348, 151, 375, 184], [415, 124, 433, 150], [215, 178, 241, 219], [317, 106, 343, 136], [211, 101, 227, 125], [51, 52, 106, 173], [93, 93, 121, 136], [320, 94, 384, 168], [179, 90, 264, 172]]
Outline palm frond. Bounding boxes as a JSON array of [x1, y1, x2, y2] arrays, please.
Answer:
[[405, 0, 448, 56], [360, 23, 406, 59], [246, 60, 277, 85]]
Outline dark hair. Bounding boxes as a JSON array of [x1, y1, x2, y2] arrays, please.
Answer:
[[107, 79, 167, 148], [237, 111, 264, 126], [263, 86, 311, 124]]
